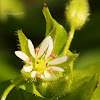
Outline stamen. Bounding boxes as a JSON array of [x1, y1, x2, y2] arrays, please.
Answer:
[[44, 51, 47, 55], [49, 68, 53, 73], [37, 62, 39, 64], [41, 52, 46, 60], [96, 81, 99, 87], [46, 63, 48, 66], [37, 74, 41, 77], [35, 48, 40, 52], [28, 57, 31, 63], [50, 53, 55, 58], [44, 3, 47, 8]]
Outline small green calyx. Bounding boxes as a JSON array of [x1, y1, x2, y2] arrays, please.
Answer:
[[66, 0, 89, 29]]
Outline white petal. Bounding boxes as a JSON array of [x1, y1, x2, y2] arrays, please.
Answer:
[[41, 74, 45, 79], [23, 66, 33, 72], [15, 51, 29, 62], [48, 56, 68, 65], [31, 71, 36, 78], [28, 39, 35, 58], [44, 70, 52, 78], [45, 38, 53, 60], [48, 66, 64, 72], [38, 36, 51, 58]]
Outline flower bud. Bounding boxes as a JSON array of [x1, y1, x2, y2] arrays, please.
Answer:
[[66, 0, 89, 29]]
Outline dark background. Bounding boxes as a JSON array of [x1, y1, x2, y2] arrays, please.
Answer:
[[0, 0, 100, 82]]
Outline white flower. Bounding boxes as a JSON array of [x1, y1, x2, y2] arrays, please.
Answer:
[[15, 36, 68, 80]]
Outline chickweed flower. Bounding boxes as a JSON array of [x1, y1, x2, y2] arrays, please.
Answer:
[[15, 36, 68, 80]]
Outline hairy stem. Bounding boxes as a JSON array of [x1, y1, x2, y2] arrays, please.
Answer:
[[63, 25, 75, 55], [1, 78, 23, 100]]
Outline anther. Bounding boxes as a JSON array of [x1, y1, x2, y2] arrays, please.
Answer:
[[46, 63, 48, 66], [50, 53, 55, 58], [96, 81, 99, 87], [37, 74, 41, 77], [37, 62, 39, 64], [44, 51, 47, 55], [28, 57, 31, 63], [44, 3, 47, 8], [49, 68, 53, 73], [35, 48, 40, 52]]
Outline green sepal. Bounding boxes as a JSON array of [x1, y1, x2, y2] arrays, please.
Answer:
[[46, 76, 71, 98], [17, 30, 31, 58], [43, 6, 68, 55], [18, 79, 44, 98], [34, 77, 71, 99], [56, 53, 78, 82]]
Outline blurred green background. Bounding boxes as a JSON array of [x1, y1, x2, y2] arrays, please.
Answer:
[[0, 0, 100, 84]]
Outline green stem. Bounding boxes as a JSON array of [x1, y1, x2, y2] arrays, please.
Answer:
[[63, 25, 75, 55], [1, 78, 23, 100]]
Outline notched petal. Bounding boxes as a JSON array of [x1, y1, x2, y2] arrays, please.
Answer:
[[41, 74, 45, 79], [38, 36, 51, 58], [48, 56, 68, 65], [31, 71, 36, 78], [49, 66, 64, 72], [28, 39, 35, 58], [45, 38, 53, 60], [15, 51, 29, 62], [23, 66, 33, 72], [44, 70, 52, 78]]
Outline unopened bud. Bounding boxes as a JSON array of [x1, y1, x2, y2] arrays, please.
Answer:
[[66, 0, 89, 29]]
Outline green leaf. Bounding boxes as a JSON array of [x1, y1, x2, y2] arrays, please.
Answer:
[[0, 77, 44, 99], [60, 74, 99, 100], [73, 50, 100, 100], [0, 80, 44, 100], [43, 6, 68, 55], [18, 79, 44, 98], [91, 79, 100, 100], [17, 30, 31, 57], [73, 64, 100, 100]]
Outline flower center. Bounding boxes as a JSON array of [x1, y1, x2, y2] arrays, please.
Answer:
[[30, 49, 56, 76], [34, 59, 47, 73]]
